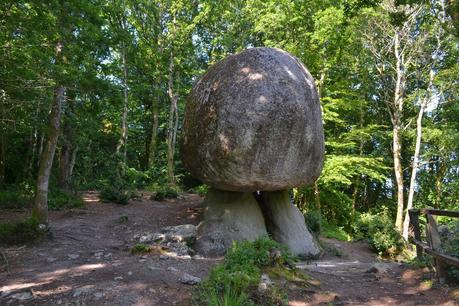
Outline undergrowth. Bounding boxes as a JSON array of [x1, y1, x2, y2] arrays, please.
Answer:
[[193, 236, 302, 306], [0, 217, 47, 245]]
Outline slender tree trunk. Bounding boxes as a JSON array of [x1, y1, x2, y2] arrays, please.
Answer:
[[166, 51, 178, 185], [33, 85, 65, 224], [69, 145, 78, 179], [116, 44, 129, 162], [393, 31, 405, 232], [403, 21, 441, 237], [313, 70, 326, 212], [147, 98, 159, 168], [0, 90, 6, 186], [393, 117, 404, 231], [58, 119, 72, 192], [402, 98, 426, 239]]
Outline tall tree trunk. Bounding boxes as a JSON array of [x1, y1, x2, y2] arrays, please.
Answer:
[[148, 98, 159, 168], [116, 44, 129, 162], [33, 85, 65, 224], [166, 52, 178, 185], [402, 98, 426, 239], [58, 119, 72, 192], [313, 70, 326, 212], [393, 31, 405, 232], [393, 116, 404, 231], [0, 89, 6, 186], [403, 16, 442, 237]]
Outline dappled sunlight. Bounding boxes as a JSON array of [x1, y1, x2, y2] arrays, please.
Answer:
[[1, 263, 106, 292]]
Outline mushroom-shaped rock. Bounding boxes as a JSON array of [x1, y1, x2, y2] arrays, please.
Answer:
[[183, 47, 324, 258], [182, 47, 324, 192]]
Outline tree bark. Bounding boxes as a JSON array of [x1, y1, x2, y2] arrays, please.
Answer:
[[58, 119, 72, 192], [33, 85, 65, 224], [166, 51, 178, 185], [147, 98, 159, 168], [116, 44, 129, 162], [0, 90, 6, 186], [393, 31, 406, 232], [402, 98, 426, 239]]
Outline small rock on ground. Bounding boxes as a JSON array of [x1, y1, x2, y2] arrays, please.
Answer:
[[180, 273, 201, 285]]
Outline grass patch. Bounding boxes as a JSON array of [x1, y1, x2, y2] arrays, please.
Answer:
[[130, 243, 151, 254], [321, 222, 351, 241], [193, 236, 303, 306], [0, 217, 47, 245]]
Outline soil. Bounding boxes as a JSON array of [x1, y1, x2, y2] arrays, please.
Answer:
[[1, 192, 458, 305]]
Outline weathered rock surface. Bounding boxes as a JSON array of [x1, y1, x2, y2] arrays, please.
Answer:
[[260, 190, 320, 258], [196, 188, 268, 256], [147, 224, 197, 245], [182, 47, 324, 192]]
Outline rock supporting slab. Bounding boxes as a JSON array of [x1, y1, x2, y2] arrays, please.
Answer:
[[260, 190, 320, 258], [196, 188, 268, 256], [182, 47, 324, 192]]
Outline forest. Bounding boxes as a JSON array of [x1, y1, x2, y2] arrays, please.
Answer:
[[0, 0, 458, 304]]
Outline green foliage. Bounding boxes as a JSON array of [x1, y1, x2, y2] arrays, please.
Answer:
[[304, 210, 322, 235], [130, 243, 151, 254], [148, 184, 180, 201], [48, 190, 84, 210], [0, 217, 46, 245], [321, 222, 351, 242], [193, 236, 296, 306], [99, 182, 134, 205], [440, 220, 459, 282], [353, 211, 405, 256], [0, 183, 35, 209], [192, 184, 209, 196]]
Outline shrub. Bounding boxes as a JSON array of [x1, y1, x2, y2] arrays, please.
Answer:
[[304, 210, 322, 235], [321, 222, 351, 241], [193, 184, 209, 196], [147, 184, 180, 201], [353, 211, 405, 256], [0, 217, 47, 245], [99, 178, 135, 205], [130, 243, 151, 254], [48, 190, 84, 210], [0, 182, 35, 209], [193, 236, 296, 306]]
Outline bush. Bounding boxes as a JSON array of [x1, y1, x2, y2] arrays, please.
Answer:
[[99, 177, 136, 205], [322, 222, 351, 241], [192, 184, 209, 196], [353, 211, 405, 256], [0, 182, 35, 209], [147, 184, 180, 201], [48, 190, 84, 210], [0, 217, 47, 245], [304, 210, 322, 235], [193, 236, 296, 306], [130, 243, 151, 254]]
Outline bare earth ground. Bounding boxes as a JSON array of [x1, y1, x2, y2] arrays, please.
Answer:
[[1, 192, 458, 305]]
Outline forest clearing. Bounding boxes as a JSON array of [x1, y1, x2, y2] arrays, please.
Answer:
[[1, 0, 458, 305]]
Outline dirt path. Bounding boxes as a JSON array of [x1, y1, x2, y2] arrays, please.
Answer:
[[293, 239, 457, 305], [1, 192, 457, 305]]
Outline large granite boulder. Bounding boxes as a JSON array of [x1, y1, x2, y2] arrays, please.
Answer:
[[182, 47, 324, 192]]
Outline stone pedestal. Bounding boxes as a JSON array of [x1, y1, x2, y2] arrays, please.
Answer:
[[195, 188, 268, 256], [260, 190, 320, 259]]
